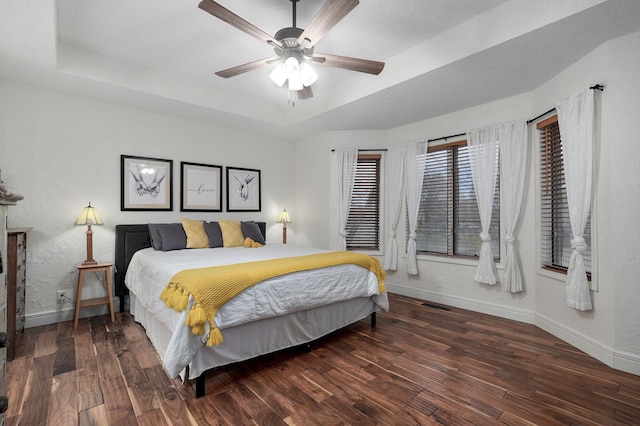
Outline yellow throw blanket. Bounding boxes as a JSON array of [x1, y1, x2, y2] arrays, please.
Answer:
[[160, 251, 386, 346]]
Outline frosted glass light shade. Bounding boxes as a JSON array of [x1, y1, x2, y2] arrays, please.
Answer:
[[288, 73, 303, 91], [283, 57, 299, 74], [269, 63, 287, 87], [299, 63, 317, 86]]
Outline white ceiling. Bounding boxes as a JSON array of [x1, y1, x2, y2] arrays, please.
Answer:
[[2, 0, 640, 139]]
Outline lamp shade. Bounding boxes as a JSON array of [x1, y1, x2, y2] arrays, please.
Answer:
[[287, 73, 303, 91], [74, 202, 103, 226], [299, 62, 318, 87], [278, 208, 292, 224], [269, 63, 287, 87]]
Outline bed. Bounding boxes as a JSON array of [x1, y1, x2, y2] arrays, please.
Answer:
[[114, 221, 388, 398]]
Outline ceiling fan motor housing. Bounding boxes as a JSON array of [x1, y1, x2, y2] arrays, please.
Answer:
[[274, 27, 314, 61]]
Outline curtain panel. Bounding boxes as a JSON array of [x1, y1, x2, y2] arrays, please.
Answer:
[[467, 127, 500, 285], [382, 145, 406, 271], [499, 120, 528, 293], [333, 147, 358, 251], [556, 89, 595, 311], [404, 141, 427, 275]]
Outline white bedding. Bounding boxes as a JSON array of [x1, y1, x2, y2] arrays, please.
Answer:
[[125, 244, 388, 377]]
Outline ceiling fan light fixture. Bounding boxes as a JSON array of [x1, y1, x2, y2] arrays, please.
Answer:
[[298, 62, 317, 86], [269, 63, 288, 87], [200, 0, 386, 102]]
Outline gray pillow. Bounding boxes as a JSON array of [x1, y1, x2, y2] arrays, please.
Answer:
[[148, 223, 187, 251], [241, 221, 266, 245], [147, 223, 165, 250], [204, 222, 223, 248]]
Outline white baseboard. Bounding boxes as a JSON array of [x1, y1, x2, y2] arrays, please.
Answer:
[[613, 350, 640, 376], [24, 299, 120, 329], [385, 282, 535, 324], [535, 312, 640, 376], [386, 281, 640, 377]]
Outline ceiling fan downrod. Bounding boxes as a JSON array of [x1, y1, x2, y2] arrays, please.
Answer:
[[291, 0, 299, 29]]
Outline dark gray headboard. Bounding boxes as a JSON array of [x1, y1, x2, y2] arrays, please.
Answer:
[[114, 222, 266, 312]]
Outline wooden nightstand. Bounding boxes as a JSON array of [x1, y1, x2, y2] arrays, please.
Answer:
[[73, 262, 115, 329]]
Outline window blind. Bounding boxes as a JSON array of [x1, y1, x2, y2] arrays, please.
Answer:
[[346, 154, 381, 251], [538, 116, 591, 274], [414, 142, 500, 258]]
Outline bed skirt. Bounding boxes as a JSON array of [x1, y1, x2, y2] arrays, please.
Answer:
[[130, 293, 386, 380]]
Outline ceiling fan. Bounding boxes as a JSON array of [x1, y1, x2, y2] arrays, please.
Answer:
[[198, 0, 385, 100]]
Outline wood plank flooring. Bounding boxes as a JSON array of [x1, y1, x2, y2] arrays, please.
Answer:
[[6, 293, 640, 425]]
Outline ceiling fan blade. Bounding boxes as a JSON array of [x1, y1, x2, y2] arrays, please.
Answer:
[[199, 0, 282, 48], [215, 57, 279, 78], [296, 0, 359, 48], [311, 53, 384, 75], [297, 86, 314, 100]]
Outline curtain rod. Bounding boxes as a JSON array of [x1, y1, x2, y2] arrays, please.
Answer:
[[330, 148, 388, 152], [526, 107, 556, 125], [331, 84, 605, 150], [526, 84, 604, 125], [427, 132, 466, 143]]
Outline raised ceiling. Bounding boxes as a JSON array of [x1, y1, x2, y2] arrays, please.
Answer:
[[2, 0, 640, 139]]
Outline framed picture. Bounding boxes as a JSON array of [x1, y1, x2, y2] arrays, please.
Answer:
[[180, 162, 222, 212], [121, 155, 173, 211], [226, 166, 261, 212]]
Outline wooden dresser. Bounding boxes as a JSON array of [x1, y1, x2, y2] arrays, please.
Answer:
[[7, 228, 30, 361], [1, 204, 13, 421]]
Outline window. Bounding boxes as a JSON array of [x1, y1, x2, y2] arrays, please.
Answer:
[[538, 116, 591, 275], [346, 154, 381, 251], [413, 142, 500, 258]]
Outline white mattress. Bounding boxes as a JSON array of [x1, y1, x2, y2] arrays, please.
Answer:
[[125, 244, 388, 377]]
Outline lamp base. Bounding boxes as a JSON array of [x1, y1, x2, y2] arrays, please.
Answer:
[[83, 226, 97, 266]]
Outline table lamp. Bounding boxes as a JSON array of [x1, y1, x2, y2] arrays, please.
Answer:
[[278, 208, 292, 244], [75, 202, 103, 265]]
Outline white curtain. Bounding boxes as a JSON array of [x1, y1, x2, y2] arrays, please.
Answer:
[[467, 127, 500, 285], [557, 89, 594, 311], [404, 141, 427, 275], [382, 145, 406, 271], [499, 120, 528, 293], [333, 147, 358, 251]]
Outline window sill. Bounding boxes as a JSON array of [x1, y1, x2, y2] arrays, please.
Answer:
[[415, 253, 504, 270], [537, 266, 596, 291], [537, 266, 567, 283], [352, 249, 383, 257]]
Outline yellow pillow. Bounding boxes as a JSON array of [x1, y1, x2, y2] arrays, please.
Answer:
[[181, 218, 209, 249], [218, 219, 244, 247]]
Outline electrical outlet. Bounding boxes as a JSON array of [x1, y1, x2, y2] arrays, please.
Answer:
[[57, 290, 68, 304], [436, 277, 444, 289]]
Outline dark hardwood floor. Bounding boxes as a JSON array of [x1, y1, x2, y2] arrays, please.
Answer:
[[6, 293, 640, 425]]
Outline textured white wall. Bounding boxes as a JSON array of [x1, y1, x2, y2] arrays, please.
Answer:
[[605, 31, 640, 364], [0, 81, 296, 326]]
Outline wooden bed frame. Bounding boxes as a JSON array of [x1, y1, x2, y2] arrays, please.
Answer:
[[114, 222, 377, 398]]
